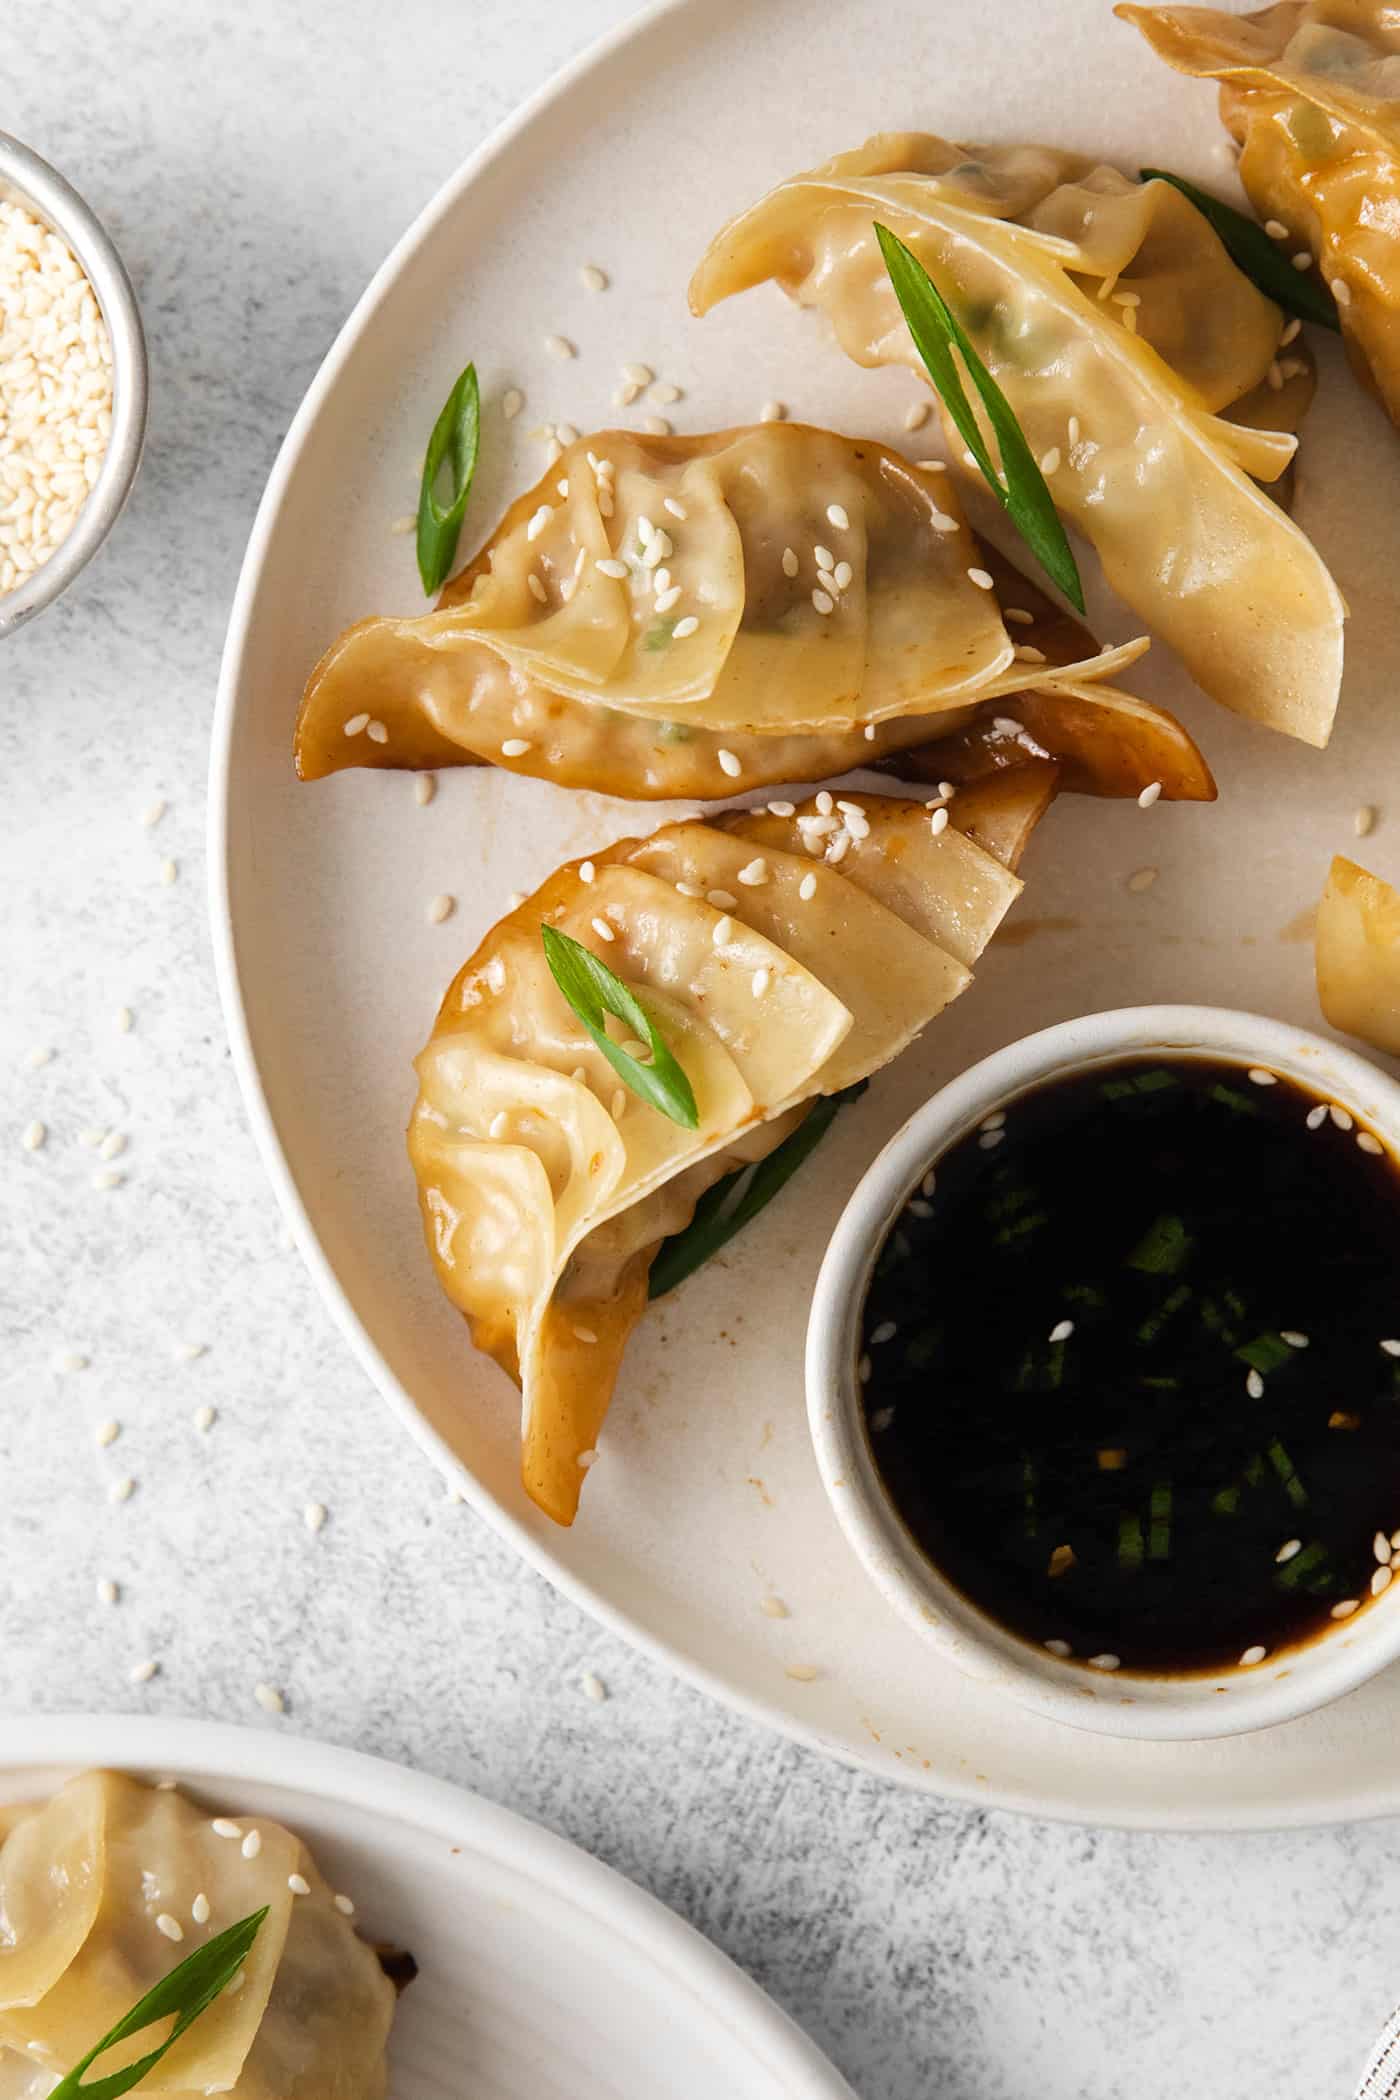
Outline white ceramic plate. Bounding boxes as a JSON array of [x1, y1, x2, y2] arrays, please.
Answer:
[[0, 1715, 853, 2100], [211, 0, 1400, 1827]]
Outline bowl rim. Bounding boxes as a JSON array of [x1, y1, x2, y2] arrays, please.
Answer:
[[806, 1002, 1400, 1743], [0, 128, 148, 638]]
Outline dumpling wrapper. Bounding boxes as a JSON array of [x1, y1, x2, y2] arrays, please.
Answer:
[[690, 134, 1346, 745], [1120, 2, 1400, 429], [409, 793, 1033, 1523], [0, 1773, 393, 2099], [1316, 853, 1400, 1054]]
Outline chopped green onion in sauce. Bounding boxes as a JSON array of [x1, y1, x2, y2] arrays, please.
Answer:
[[858, 1056, 1400, 1674]]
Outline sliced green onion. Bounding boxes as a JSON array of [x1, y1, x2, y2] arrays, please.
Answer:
[[1209, 1082, 1261, 1118], [1140, 170, 1340, 331], [1136, 1281, 1192, 1345], [873, 222, 1085, 611], [648, 1083, 865, 1297], [1236, 1332, 1294, 1376], [1148, 1480, 1172, 1559], [1267, 1437, 1309, 1509], [1118, 1512, 1144, 1569], [416, 361, 480, 595], [1211, 1483, 1241, 1516], [542, 925, 697, 1130], [1276, 1539, 1329, 1590], [1127, 1214, 1192, 1275], [49, 1908, 267, 2100]]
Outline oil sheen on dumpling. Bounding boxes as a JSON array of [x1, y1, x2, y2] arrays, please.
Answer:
[[1121, 2, 1400, 431], [409, 789, 1040, 1526], [0, 1771, 395, 2099], [690, 136, 1346, 746], [295, 423, 1159, 798]]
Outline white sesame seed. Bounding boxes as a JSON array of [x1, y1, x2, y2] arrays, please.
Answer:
[[717, 747, 741, 776], [907, 1198, 933, 1219], [96, 1577, 118, 1605], [525, 506, 553, 542], [1353, 804, 1378, 840], [502, 388, 524, 420], [610, 1089, 626, 1121], [929, 807, 949, 838], [966, 567, 994, 590], [863, 724, 877, 740], [190, 1892, 211, 1926], [918, 458, 948, 473], [613, 381, 641, 408], [545, 334, 576, 359], [825, 503, 850, 531], [390, 513, 415, 535], [1265, 219, 1289, 239], [155, 1913, 183, 1941], [1049, 1319, 1075, 1343], [427, 893, 455, 925], [1332, 1598, 1360, 1619], [815, 791, 834, 815], [751, 967, 770, 999], [79, 1129, 105, 1149], [1330, 1103, 1353, 1130], [672, 615, 699, 638], [737, 858, 769, 886], [304, 1503, 327, 1533], [56, 1350, 88, 1372], [1358, 1130, 1384, 1154], [95, 1419, 120, 1448], [663, 497, 687, 520], [116, 1005, 134, 1033], [1275, 1538, 1302, 1564], [929, 510, 960, 534], [21, 1119, 45, 1152], [1281, 1331, 1309, 1349], [241, 1830, 262, 1860], [1087, 1653, 1121, 1672], [713, 915, 734, 947], [642, 416, 672, 437], [254, 1682, 285, 1714], [760, 400, 786, 422], [921, 1169, 937, 1198], [577, 1447, 598, 1470], [286, 1872, 311, 1897], [1306, 1104, 1328, 1130], [784, 1663, 821, 1683], [129, 1658, 158, 1684], [1127, 867, 1158, 894], [159, 851, 180, 882], [1292, 251, 1313, 271], [798, 873, 817, 901], [768, 801, 795, 817], [193, 1405, 215, 1432], [578, 860, 596, 884], [579, 263, 607, 292], [1013, 644, 1047, 664], [1239, 1645, 1267, 1667], [590, 916, 615, 943], [1266, 360, 1284, 391], [141, 798, 166, 829], [622, 362, 653, 386], [573, 1325, 597, 1344], [211, 1818, 242, 1839], [1247, 1068, 1277, 1087], [1246, 1368, 1265, 1399], [26, 1046, 54, 1069], [1382, 1339, 1400, 1357], [99, 1131, 127, 1161], [1138, 780, 1163, 809], [1375, 1566, 1394, 1597], [334, 1893, 355, 1916], [344, 712, 370, 737], [760, 1595, 789, 1618], [963, 449, 979, 469], [108, 1476, 135, 1504], [1281, 317, 1302, 345], [871, 1321, 898, 1346], [1044, 1638, 1073, 1659], [501, 738, 532, 758], [978, 1129, 1005, 1151], [812, 588, 834, 615], [1376, 1532, 1393, 1565], [527, 572, 548, 604], [1333, 276, 1352, 305]]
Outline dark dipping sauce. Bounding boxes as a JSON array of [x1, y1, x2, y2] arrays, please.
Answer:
[[858, 1056, 1400, 1675]]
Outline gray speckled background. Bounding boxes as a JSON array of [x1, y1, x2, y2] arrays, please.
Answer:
[[3, 3, 1399, 2094]]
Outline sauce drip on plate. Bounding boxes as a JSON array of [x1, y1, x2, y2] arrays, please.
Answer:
[[858, 1057, 1400, 1674]]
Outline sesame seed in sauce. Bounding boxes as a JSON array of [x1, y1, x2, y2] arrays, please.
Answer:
[[1381, 1339, 1400, 1357], [978, 1129, 1005, 1151], [1266, 361, 1284, 391], [545, 334, 576, 359], [675, 880, 701, 898], [1332, 277, 1352, 305], [573, 1325, 598, 1344], [930, 807, 949, 838], [426, 894, 454, 925], [156, 1914, 183, 1941], [1004, 608, 1035, 627], [1248, 1068, 1277, 1086], [1375, 1566, 1394, 1596], [1239, 1645, 1267, 1666], [1291, 251, 1313, 271], [241, 1830, 263, 1860], [1331, 1598, 1360, 1618], [750, 967, 770, 999], [780, 546, 798, 578], [760, 400, 786, 422], [966, 567, 994, 590], [1306, 1104, 1328, 1131], [501, 737, 532, 758], [1376, 1532, 1393, 1564], [929, 510, 959, 534], [1087, 1653, 1121, 1672], [672, 615, 699, 638], [798, 873, 817, 901], [1265, 219, 1289, 239], [1359, 1132, 1384, 1155], [1330, 1104, 1353, 1131], [1049, 1319, 1075, 1344], [590, 917, 615, 944], [716, 747, 741, 776], [1275, 1538, 1302, 1564], [1246, 1368, 1265, 1399]]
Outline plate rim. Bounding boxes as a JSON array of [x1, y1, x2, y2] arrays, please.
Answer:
[[206, 0, 1400, 1835], [0, 1711, 855, 2098]]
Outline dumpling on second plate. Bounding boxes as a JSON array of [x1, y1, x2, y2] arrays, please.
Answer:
[[690, 135, 1346, 746], [1120, 2, 1400, 432]]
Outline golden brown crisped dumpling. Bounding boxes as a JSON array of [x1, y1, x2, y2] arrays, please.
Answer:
[[410, 786, 1045, 1526], [0, 1771, 397, 2098], [1121, 2, 1400, 430], [690, 138, 1346, 745], [293, 422, 1215, 802]]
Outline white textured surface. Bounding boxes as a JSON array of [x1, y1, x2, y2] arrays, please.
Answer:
[[2, 3, 1399, 2096]]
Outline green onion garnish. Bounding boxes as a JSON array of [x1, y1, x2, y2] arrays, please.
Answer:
[[1118, 1511, 1145, 1569], [873, 222, 1085, 612], [1127, 1213, 1192, 1276], [1236, 1332, 1294, 1376], [416, 361, 480, 595], [49, 1907, 267, 2100], [649, 1083, 865, 1298], [543, 925, 698, 1131], [1267, 1437, 1309, 1509], [1276, 1539, 1329, 1590], [1139, 170, 1340, 332], [1148, 1480, 1172, 1559]]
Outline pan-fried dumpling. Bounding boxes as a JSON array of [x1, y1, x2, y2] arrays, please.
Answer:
[[1120, 2, 1400, 431], [690, 136, 1346, 746], [410, 788, 1039, 1525], [293, 423, 1198, 800], [0, 1771, 396, 2099]]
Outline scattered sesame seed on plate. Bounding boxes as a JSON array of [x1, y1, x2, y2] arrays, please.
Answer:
[[1239, 1645, 1267, 1667], [116, 1006, 134, 1033], [622, 362, 653, 387], [966, 566, 994, 590], [1127, 867, 1157, 894], [1359, 1131, 1385, 1155], [129, 1658, 158, 1684], [1245, 1368, 1265, 1399], [1355, 804, 1378, 837], [304, 1503, 327, 1534], [160, 859, 178, 885], [613, 381, 641, 408], [502, 388, 524, 420], [390, 514, 415, 536], [579, 263, 608, 292], [80, 1128, 105, 1148], [108, 1476, 135, 1503], [96, 1577, 118, 1605], [99, 1131, 127, 1159], [93, 1169, 124, 1191], [1137, 780, 1163, 809], [642, 416, 672, 436], [193, 1405, 216, 1432], [907, 1198, 933, 1219], [545, 334, 576, 359], [427, 894, 455, 926], [94, 1419, 120, 1448], [254, 1683, 285, 1715], [21, 1120, 45, 1152], [1275, 1538, 1302, 1564], [211, 1818, 243, 1839], [904, 401, 931, 431], [652, 382, 682, 406], [580, 1671, 609, 1704], [716, 746, 741, 776], [241, 1830, 263, 1860], [784, 1663, 820, 1682], [414, 773, 437, 808], [26, 1046, 54, 1069], [178, 1340, 207, 1360], [921, 1169, 937, 1198], [141, 798, 166, 829], [760, 400, 786, 422]]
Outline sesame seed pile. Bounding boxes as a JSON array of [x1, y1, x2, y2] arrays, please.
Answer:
[[0, 196, 112, 598]]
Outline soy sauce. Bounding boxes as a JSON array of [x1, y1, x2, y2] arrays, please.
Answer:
[[858, 1057, 1400, 1675]]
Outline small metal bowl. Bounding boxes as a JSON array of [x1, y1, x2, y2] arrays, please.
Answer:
[[0, 130, 148, 638]]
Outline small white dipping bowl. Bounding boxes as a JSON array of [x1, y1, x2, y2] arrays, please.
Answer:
[[807, 1005, 1400, 1742]]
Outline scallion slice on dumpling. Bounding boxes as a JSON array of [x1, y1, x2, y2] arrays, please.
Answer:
[[690, 136, 1346, 745]]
